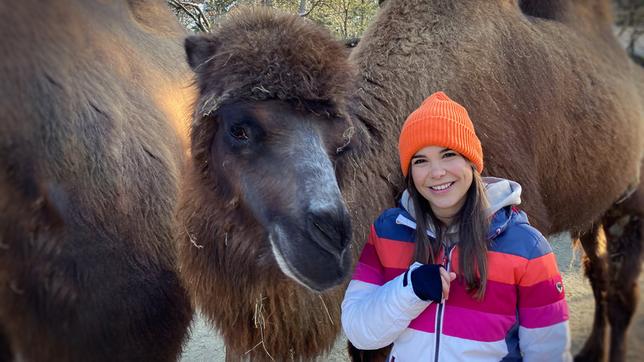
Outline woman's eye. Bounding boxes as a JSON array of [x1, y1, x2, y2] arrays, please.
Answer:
[[412, 158, 426, 165], [443, 152, 458, 158], [229, 126, 249, 141]]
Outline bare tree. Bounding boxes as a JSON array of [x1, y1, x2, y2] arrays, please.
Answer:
[[168, 0, 212, 32], [298, 0, 324, 17], [615, 0, 644, 63]]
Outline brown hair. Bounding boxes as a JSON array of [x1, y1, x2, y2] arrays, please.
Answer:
[[407, 165, 490, 300]]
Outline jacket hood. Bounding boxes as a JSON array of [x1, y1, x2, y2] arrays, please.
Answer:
[[484, 177, 522, 215]]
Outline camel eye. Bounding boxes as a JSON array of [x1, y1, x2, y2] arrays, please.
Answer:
[[336, 143, 351, 155], [229, 125, 249, 141]]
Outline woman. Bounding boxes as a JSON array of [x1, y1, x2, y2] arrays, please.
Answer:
[[341, 92, 571, 361]]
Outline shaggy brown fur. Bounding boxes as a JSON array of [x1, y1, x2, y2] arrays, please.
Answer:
[[180, 1, 643, 361], [0, 1, 194, 360], [185, 9, 355, 119], [179, 8, 356, 360]]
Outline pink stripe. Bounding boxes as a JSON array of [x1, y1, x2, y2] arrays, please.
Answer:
[[518, 275, 565, 308], [408, 303, 438, 333], [447, 278, 516, 315], [519, 298, 569, 328], [352, 262, 384, 285], [442, 305, 516, 342]]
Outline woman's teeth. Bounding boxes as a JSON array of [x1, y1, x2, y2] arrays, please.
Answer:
[[430, 182, 453, 191]]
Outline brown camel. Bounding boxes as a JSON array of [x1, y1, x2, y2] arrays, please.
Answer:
[[178, 9, 356, 360], [0, 1, 194, 360], [179, 1, 643, 361]]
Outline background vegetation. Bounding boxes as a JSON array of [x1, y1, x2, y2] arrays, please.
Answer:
[[167, 0, 642, 62], [167, 0, 380, 40]]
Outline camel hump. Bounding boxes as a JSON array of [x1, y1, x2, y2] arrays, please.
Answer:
[[519, 0, 613, 27], [127, 0, 187, 35]]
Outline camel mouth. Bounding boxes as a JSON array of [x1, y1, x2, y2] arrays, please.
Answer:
[[268, 222, 352, 292]]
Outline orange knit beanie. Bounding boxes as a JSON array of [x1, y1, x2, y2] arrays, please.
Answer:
[[398, 91, 483, 177]]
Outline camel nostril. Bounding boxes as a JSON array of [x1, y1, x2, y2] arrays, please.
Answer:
[[306, 207, 351, 254]]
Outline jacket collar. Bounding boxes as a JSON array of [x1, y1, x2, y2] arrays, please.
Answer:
[[394, 206, 524, 241]]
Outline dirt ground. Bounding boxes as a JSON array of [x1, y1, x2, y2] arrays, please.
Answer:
[[181, 233, 644, 361]]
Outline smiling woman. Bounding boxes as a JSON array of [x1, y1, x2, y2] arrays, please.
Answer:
[[410, 146, 475, 225], [341, 92, 572, 361]]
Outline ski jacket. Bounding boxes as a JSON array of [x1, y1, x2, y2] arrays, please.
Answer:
[[341, 178, 572, 361]]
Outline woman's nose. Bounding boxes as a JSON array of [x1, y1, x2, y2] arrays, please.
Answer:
[[430, 163, 446, 178]]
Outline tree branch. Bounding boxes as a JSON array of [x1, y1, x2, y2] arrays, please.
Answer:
[[167, 0, 210, 32], [299, 0, 324, 17]]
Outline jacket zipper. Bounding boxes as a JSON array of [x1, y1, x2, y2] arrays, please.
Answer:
[[434, 245, 455, 362]]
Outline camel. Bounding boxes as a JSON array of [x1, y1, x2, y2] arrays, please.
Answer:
[[179, 1, 643, 361], [0, 1, 195, 360], [178, 9, 356, 360]]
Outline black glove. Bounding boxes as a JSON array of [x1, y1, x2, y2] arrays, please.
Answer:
[[410, 264, 443, 303]]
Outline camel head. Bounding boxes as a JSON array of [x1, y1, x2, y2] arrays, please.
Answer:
[[182, 8, 357, 292]]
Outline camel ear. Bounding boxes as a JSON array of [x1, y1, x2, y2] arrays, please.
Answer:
[[185, 35, 218, 72]]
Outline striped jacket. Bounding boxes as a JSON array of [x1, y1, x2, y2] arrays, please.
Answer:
[[341, 182, 571, 361]]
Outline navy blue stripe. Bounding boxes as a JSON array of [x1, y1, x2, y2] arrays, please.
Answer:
[[489, 223, 552, 259], [374, 206, 552, 260], [374, 208, 416, 243]]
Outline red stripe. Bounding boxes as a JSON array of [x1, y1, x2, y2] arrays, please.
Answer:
[[520, 253, 560, 286], [519, 298, 569, 328], [484, 252, 525, 284], [442, 305, 516, 342], [450, 250, 526, 285], [373, 236, 415, 269], [518, 275, 565, 308], [367, 225, 378, 245]]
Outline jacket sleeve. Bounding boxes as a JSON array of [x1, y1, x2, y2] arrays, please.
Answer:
[[341, 225, 431, 350], [517, 229, 572, 362]]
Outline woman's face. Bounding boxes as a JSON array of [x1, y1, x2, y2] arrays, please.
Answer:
[[411, 145, 474, 224]]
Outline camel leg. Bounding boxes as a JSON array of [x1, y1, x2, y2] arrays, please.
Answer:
[[224, 348, 258, 362], [574, 224, 608, 362], [0, 324, 11, 362], [225, 349, 285, 362], [347, 341, 391, 362], [603, 186, 643, 362], [224, 350, 239, 362]]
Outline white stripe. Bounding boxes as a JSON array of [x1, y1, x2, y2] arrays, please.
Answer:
[[439, 334, 509, 361], [519, 321, 572, 362], [395, 214, 437, 238]]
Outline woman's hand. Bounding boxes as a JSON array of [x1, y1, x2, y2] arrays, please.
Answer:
[[439, 267, 457, 300], [410, 264, 456, 303]]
